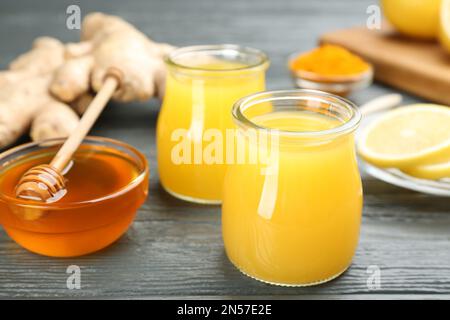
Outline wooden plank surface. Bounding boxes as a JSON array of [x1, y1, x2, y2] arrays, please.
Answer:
[[321, 27, 450, 105], [0, 0, 449, 299]]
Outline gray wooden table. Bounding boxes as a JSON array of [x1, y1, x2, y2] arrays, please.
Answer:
[[0, 0, 449, 299]]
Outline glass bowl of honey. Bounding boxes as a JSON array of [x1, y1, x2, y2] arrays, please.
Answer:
[[0, 136, 149, 257]]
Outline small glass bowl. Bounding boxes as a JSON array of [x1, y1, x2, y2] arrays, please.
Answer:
[[288, 51, 374, 96], [0, 136, 149, 257]]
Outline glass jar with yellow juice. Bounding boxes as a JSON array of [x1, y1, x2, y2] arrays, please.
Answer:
[[222, 90, 363, 286], [157, 45, 269, 203]]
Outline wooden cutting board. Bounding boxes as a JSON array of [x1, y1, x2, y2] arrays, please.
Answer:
[[320, 27, 450, 105]]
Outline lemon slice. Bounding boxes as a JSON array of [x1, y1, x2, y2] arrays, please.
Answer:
[[439, 0, 450, 53], [381, 0, 440, 39], [357, 104, 450, 168], [404, 161, 450, 180]]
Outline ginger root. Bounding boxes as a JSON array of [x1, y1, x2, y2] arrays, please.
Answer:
[[0, 75, 78, 147], [65, 13, 136, 58], [88, 13, 174, 101], [0, 12, 174, 148], [0, 37, 65, 87], [58, 12, 175, 102], [70, 92, 94, 115], [9, 37, 65, 73], [0, 76, 51, 146], [0, 39, 79, 148], [30, 100, 79, 142], [50, 55, 93, 102]]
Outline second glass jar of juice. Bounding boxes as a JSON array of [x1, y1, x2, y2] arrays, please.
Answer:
[[157, 45, 269, 203], [222, 90, 363, 286]]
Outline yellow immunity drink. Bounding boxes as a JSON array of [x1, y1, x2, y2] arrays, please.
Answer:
[[157, 47, 268, 203], [222, 109, 363, 286]]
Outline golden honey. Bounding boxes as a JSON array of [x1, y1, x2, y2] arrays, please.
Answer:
[[0, 137, 148, 257]]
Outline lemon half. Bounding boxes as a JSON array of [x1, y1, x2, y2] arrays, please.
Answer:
[[357, 104, 450, 168], [381, 0, 441, 39], [440, 0, 450, 53], [404, 161, 450, 180]]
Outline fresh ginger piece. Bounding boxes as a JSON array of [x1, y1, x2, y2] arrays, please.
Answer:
[[0, 37, 65, 87], [0, 13, 175, 148], [0, 69, 31, 87], [91, 30, 157, 101], [79, 12, 175, 58], [0, 76, 52, 147], [70, 92, 94, 115], [30, 99, 79, 141], [50, 56, 94, 102], [65, 13, 135, 59], [0, 74, 80, 147], [63, 13, 175, 102], [82, 13, 174, 102], [65, 41, 94, 58], [80, 12, 139, 43], [0, 37, 82, 147], [9, 37, 65, 75]]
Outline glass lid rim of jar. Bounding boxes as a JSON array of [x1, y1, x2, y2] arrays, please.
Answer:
[[165, 44, 270, 73], [0, 136, 149, 209], [232, 89, 362, 138]]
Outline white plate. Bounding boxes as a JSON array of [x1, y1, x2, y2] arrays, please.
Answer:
[[359, 159, 450, 196]]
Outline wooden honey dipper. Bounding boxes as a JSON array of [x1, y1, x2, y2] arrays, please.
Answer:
[[15, 69, 123, 202]]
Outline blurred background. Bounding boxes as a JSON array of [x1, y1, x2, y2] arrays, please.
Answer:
[[0, 0, 397, 100]]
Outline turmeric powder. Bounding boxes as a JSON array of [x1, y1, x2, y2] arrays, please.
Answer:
[[290, 44, 370, 76]]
